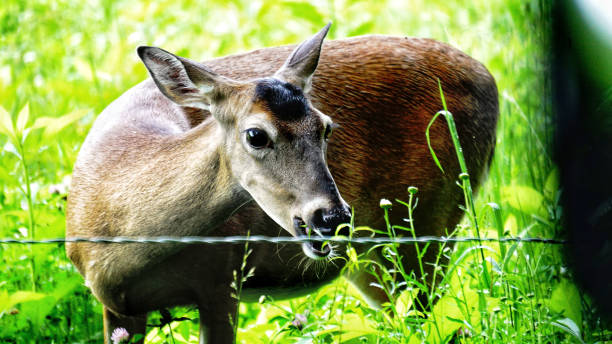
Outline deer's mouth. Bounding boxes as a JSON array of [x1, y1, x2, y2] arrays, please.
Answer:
[[293, 217, 332, 260]]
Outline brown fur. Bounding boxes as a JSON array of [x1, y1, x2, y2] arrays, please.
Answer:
[[66, 35, 498, 343]]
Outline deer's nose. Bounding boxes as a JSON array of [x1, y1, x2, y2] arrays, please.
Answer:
[[308, 205, 352, 236]]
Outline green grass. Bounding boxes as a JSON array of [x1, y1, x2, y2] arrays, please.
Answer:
[[0, 0, 606, 343]]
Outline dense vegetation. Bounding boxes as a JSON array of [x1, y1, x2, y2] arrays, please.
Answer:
[[0, 0, 606, 343]]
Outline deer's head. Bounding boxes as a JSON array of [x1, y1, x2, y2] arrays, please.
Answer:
[[138, 24, 350, 259]]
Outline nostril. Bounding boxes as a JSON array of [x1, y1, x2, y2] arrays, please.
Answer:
[[309, 207, 352, 236], [310, 208, 328, 231]]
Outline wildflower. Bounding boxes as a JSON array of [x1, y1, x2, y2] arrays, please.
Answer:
[[291, 311, 309, 330], [456, 326, 472, 338], [379, 198, 392, 210], [111, 327, 130, 344]]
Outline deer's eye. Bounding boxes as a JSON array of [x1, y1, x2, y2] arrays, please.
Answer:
[[246, 128, 272, 149]]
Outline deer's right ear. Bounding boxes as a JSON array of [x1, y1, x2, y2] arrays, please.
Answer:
[[274, 23, 330, 93], [137, 46, 231, 110]]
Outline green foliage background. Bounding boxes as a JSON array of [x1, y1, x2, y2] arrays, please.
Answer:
[[0, 0, 605, 343]]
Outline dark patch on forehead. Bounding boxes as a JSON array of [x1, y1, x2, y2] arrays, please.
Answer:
[[254, 78, 310, 121]]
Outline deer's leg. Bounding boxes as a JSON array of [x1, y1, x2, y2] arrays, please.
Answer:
[[103, 307, 147, 344], [198, 295, 238, 344], [344, 253, 391, 309], [345, 245, 440, 313]]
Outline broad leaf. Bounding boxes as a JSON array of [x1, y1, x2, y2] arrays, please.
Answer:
[[549, 279, 582, 329], [283, 2, 324, 25], [501, 185, 545, 216], [551, 318, 585, 344], [544, 168, 560, 199], [0, 290, 47, 314], [32, 108, 90, 138], [0, 104, 14, 138], [15, 103, 29, 135], [337, 312, 377, 342]]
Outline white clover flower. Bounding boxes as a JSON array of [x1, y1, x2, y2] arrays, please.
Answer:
[[111, 327, 130, 344]]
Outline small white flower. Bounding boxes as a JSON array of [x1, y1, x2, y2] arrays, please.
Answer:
[[379, 198, 392, 209], [111, 327, 129, 344]]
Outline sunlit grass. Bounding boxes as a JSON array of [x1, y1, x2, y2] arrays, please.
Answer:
[[0, 0, 600, 343]]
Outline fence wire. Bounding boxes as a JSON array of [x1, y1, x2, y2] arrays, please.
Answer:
[[0, 235, 567, 245]]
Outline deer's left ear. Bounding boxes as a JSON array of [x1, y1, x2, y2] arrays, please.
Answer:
[[274, 22, 331, 93]]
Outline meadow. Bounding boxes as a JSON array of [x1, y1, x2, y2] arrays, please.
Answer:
[[0, 0, 606, 343]]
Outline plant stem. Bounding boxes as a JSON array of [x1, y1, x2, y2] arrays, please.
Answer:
[[434, 80, 491, 290], [406, 188, 425, 280], [16, 134, 36, 292], [232, 234, 252, 341]]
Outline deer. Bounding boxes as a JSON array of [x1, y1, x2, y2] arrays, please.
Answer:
[[66, 23, 498, 344]]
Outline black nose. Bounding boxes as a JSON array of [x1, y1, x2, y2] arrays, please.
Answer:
[[309, 205, 352, 236]]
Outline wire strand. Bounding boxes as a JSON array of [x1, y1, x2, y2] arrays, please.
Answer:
[[0, 235, 567, 245]]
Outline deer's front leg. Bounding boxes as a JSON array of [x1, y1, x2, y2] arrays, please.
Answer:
[[198, 292, 238, 344]]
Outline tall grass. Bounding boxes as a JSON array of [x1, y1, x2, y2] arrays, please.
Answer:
[[0, 0, 604, 343]]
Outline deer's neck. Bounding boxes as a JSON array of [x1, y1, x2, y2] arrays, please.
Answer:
[[121, 118, 249, 237]]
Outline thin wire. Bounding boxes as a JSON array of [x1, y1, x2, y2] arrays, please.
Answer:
[[0, 235, 567, 245]]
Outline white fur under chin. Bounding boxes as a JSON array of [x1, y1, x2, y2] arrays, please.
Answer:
[[302, 243, 331, 260]]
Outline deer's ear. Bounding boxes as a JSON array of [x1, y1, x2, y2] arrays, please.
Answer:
[[274, 22, 331, 93], [138, 46, 233, 110]]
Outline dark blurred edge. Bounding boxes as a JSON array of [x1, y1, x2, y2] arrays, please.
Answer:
[[553, 0, 612, 322]]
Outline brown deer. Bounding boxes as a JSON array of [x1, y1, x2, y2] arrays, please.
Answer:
[[66, 23, 498, 343]]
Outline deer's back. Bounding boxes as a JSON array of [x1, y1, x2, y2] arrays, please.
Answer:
[[205, 35, 498, 228]]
